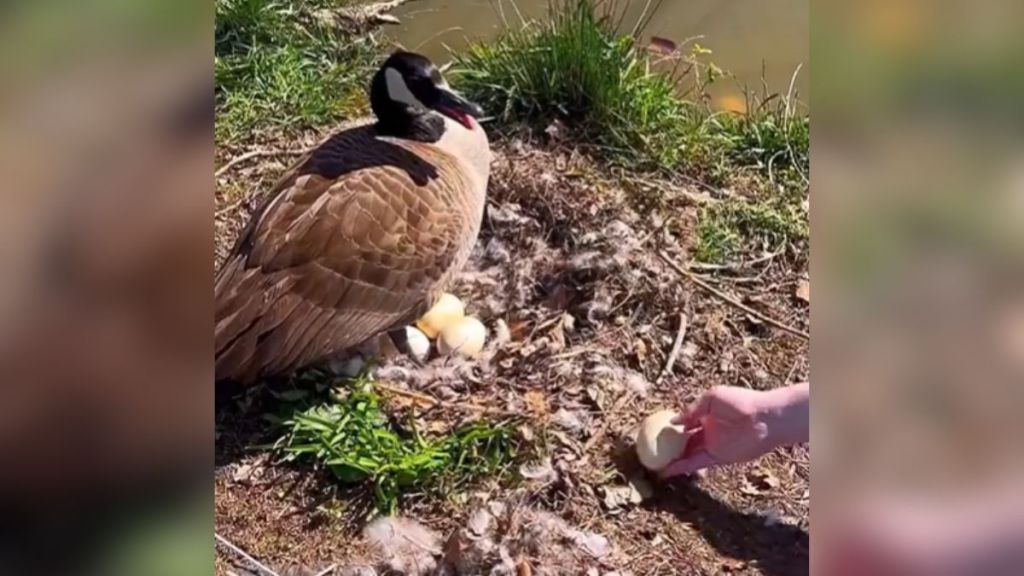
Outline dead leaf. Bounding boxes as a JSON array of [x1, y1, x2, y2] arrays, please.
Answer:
[[552, 408, 585, 433], [796, 279, 810, 303], [633, 338, 648, 361], [508, 319, 531, 341], [647, 36, 678, 55], [573, 531, 611, 559], [721, 558, 747, 572], [231, 463, 257, 484], [524, 390, 549, 416], [601, 483, 643, 512], [520, 458, 557, 483], [741, 468, 781, 495], [751, 468, 781, 489], [516, 559, 532, 576]]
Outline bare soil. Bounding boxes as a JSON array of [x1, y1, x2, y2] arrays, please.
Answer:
[[215, 132, 809, 576]]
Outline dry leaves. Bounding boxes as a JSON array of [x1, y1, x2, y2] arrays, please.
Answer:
[[740, 468, 781, 496], [601, 476, 652, 512], [795, 279, 810, 303], [524, 390, 550, 416]]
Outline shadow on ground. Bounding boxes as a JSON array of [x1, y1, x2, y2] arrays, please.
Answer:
[[648, 479, 809, 576]]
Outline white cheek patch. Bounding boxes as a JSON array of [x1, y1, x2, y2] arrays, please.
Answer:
[[385, 68, 427, 109]]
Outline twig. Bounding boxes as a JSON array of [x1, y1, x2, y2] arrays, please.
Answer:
[[686, 248, 782, 272], [657, 251, 809, 340], [373, 381, 522, 418], [313, 564, 338, 576], [656, 313, 688, 385], [215, 533, 280, 576], [215, 148, 308, 179]]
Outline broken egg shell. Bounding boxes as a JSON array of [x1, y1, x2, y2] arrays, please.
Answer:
[[437, 316, 487, 358], [635, 409, 691, 472], [416, 293, 465, 338], [404, 326, 431, 362]]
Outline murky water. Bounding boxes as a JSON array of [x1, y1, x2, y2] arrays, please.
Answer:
[[390, 0, 809, 112]]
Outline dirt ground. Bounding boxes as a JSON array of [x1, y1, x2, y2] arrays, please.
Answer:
[[215, 132, 809, 576]]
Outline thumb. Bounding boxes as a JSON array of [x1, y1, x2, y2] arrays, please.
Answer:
[[659, 449, 716, 478], [674, 392, 714, 429]]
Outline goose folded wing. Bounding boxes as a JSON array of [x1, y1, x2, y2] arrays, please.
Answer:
[[215, 166, 469, 382]]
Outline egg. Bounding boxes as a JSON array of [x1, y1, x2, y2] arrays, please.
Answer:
[[416, 293, 465, 338], [437, 316, 487, 358], [403, 326, 431, 362], [635, 410, 691, 472]]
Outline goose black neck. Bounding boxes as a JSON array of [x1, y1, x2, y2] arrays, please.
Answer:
[[370, 70, 445, 143]]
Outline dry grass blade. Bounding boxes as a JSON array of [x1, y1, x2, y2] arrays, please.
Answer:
[[373, 381, 524, 418], [215, 148, 310, 179], [657, 250, 809, 340], [312, 564, 337, 576], [656, 313, 688, 384], [215, 532, 280, 576]]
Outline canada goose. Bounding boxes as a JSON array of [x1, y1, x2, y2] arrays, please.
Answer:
[[215, 51, 490, 383]]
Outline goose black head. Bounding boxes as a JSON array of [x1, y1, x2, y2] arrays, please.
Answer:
[[370, 51, 484, 141]]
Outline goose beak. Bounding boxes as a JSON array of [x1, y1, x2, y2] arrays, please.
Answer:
[[434, 87, 484, 129]]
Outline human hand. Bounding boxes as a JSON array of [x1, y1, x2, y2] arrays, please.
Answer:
[[661, 383, 809, 477]]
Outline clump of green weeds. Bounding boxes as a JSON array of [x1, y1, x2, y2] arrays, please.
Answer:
[[215, 0, 378, 145], [695, 198, 808, 264], [452, 0, 706, 171], [709, 85, 810, 186], [452, 0, 809, 178], [275, 381, 519, 514]]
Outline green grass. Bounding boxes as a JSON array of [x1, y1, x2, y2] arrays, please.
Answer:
[[711, 98, 810, 186], [695, 198, 808, 264], [452, 0, 809, 263], [215, 0, 378, 144], [275, 381, 519, 514], [452, 1, 808, 178], [453, 0, 705, 171]]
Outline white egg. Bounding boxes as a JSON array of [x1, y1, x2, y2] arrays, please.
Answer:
[[416, 293, 465, 338], [437, 316, 487, 358], [635, 409, 690, 472], [404, 326, 431, 362]]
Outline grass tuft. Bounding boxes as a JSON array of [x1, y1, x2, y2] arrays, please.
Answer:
[[452, 0, 808, 179], [276, 381, 519, 514], [453, 0, 703, 171], [452, 0, 809, 263], [695, 198, 808, 264]]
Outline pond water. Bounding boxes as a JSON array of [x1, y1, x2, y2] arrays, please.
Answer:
[[389, 0, 810, 112]]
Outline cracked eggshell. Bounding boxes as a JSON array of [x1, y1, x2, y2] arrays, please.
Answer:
[[635, 409, 690, 471], [437, 316, 487, 358], [416, 293, 465, 338], [404, 326, 431, 362]]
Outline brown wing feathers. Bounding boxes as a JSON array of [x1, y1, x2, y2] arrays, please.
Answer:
[[215, 128, 476, 383]]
